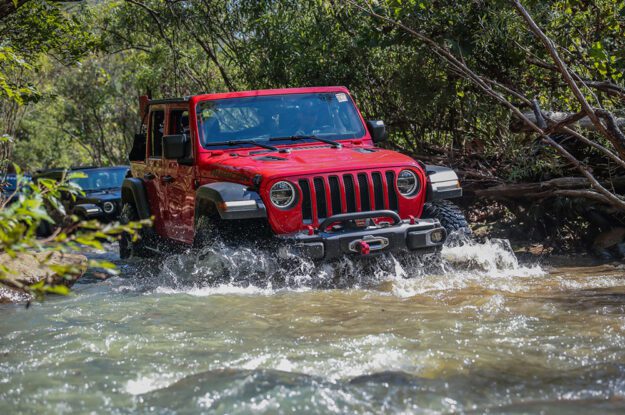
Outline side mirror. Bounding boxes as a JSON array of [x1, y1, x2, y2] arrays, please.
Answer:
[[129, 133, 147, 162], [366, 120, 387, 143], [163, 134, 190, 160]]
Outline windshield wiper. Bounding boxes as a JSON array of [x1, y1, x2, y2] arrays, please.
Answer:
[[269, 135, 342, 148], [204, 140, 284, 152]]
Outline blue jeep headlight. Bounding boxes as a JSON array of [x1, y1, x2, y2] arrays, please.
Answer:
[[102, 201, 115, 214]]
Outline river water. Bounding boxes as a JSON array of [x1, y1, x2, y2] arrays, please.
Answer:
[[1, 239, 625, 414]]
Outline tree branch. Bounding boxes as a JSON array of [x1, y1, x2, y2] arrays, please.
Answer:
[[166, 0, 236, 91], [512, 0, 623, 157], [347, 0, 625, 211]]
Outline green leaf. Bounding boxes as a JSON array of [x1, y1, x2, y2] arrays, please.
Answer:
[[43, 285, 70, 295]]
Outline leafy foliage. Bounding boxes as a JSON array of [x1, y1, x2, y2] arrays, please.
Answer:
[[1, 1, 623, 174], [0, 0, 96, 104], [1, 0, 624, 253], [0, 163, 149, 299]]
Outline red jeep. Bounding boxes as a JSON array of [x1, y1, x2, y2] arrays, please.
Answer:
[[120, 87, 469, 260]]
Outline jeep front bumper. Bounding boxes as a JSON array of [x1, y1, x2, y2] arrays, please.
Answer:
[[279, 210, 446, 260]]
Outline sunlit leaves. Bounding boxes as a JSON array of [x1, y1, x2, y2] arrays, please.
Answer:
[[0, 169, 150, 300], [546, 0, 625, 85], [0, 0, 98, 103]]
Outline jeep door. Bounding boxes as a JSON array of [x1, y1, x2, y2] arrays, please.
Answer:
[[162, 107, 195, 243], [144, 107, 168, 236]]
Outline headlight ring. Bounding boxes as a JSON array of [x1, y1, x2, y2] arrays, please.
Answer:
[[270, 181, 297, 208], [102, 201, 116, 214], [397, 170, 419, 196]]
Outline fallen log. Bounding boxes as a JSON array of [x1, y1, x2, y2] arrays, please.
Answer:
[[474, 176, 625, 201], [511, 111, 625, 133]]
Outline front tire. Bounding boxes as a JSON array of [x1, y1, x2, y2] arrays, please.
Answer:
[[193, 214, 272, 249], [194, 214, 221, 248], [119, 202, 152, 258], [421, 200, 472, 243]]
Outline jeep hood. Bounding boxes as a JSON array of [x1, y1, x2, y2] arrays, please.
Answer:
[[202, 146, 420, 182]]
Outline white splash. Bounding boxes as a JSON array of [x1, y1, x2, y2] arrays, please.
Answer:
[[125, 374, 176, 395], [390, 237, 545, 298], [154, 284, 279, 297], [121, 235, 544, 299]]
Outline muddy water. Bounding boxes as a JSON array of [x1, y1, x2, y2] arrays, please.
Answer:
[[1, 240, 625, 414]]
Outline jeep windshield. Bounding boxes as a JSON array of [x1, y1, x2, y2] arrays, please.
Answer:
[[196, 92, 366, 148], [70, 167, 128, 192]]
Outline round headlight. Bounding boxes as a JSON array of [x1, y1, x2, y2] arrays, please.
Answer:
[[397, 170, 419, 196], [270, 181, 296, 208], [102, 201, 115, 214]]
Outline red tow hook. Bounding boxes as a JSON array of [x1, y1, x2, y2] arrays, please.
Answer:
[[408, 215, 416, 225], [307, 225, 315, 236], [357, 241, 371, 255]]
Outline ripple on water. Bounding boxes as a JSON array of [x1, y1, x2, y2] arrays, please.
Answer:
[[3, 237, 625, 414], [115, 235, 546, 298], [127, 365, 625, 414]]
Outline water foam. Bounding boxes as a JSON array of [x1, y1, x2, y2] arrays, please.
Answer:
[[154, 284, 276, 297], [125, 374, 178, 395], [390, 237, 545, 297], [121, 234, 544, 298], [442, 238, 542, 277]]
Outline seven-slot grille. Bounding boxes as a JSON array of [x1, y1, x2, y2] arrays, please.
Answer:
[[298, 171, 399, 224]]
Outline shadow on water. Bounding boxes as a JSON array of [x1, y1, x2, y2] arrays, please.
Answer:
[[535, 288, 625, 314], [136, 364, 625, 414]]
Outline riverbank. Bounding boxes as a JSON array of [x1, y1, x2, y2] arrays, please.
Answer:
[[0, 252, 87, 303], [467, 201, 625, 261]]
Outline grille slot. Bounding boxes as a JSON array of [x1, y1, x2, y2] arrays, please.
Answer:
[[328, 176, 342, 215], [313, 178, 327, 219], [372, 172, 385, 210], [357, 173, 371, 212], [299, 179, 312, 221], [343, 174, 356, 213], [385, 171, 398, 211]]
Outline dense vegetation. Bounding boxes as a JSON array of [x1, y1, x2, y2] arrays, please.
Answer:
[[0, 164, 148, 299], [1, 0, 625, 253]]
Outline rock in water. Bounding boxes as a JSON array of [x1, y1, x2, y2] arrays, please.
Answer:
[[593, 227, 625, 260], [0, 252, 88, 303]]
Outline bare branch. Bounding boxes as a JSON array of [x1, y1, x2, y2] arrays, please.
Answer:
[[165, 1, 236, 91], [476, 177, 625, 205], [347, 0, 625, 211], [512, 0, 624, 157], [558, 125, 625, 171], [528, 58, 625, 100], [125, 0, 172, 48], [595, 109, 625, 154]]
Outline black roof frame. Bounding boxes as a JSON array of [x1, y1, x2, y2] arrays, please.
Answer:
[[147, 97, 189, 105]]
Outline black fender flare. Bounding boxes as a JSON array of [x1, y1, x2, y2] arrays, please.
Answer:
[[425, 165, 463, 202], [121, 178, 151, 219], [195, 182, 266, 221]]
